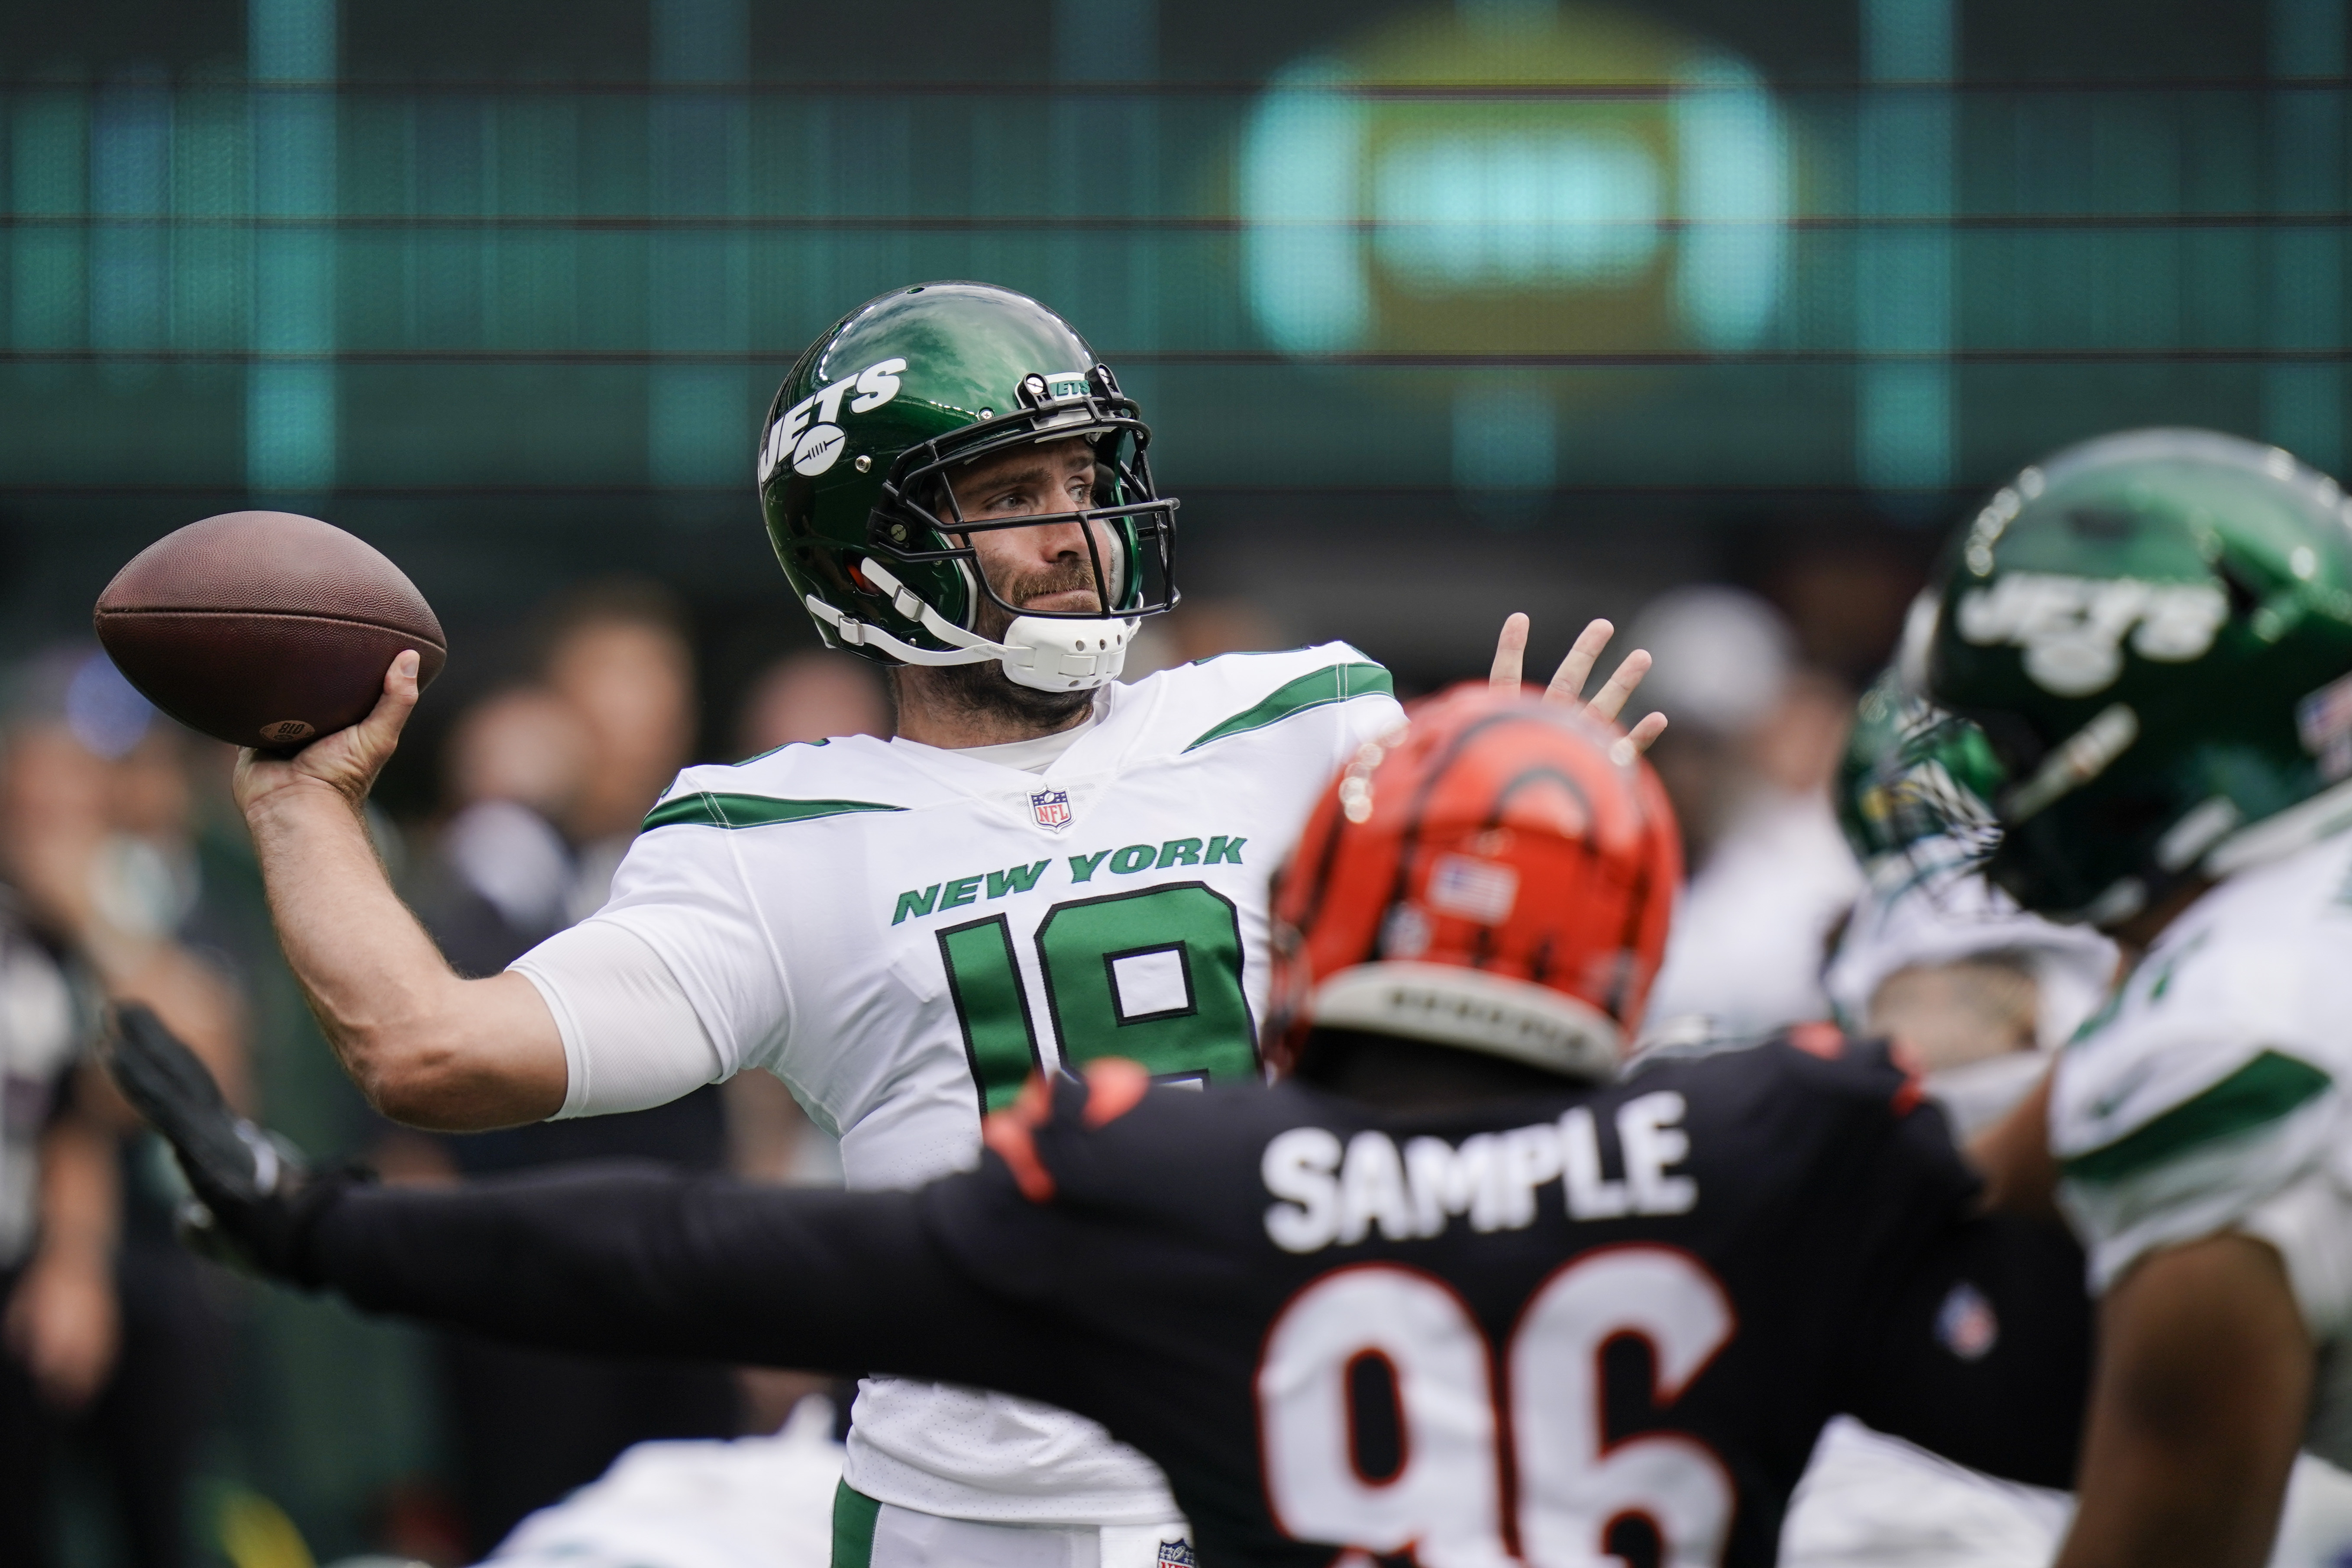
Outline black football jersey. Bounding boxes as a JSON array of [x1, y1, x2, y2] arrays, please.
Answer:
[[307, 1031, 2090, 1568]]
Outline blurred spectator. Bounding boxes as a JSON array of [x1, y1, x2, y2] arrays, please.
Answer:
[[541, 580, 698, 921], [734, 650, 888, 757], [0, 651, 246, 1568], [1632, 588, 1863, 1041], [1123, 597, 1287, 679], [402, 586, 737, 1556], [0, 905, 101, 1568], [418, 687, 592, 977]]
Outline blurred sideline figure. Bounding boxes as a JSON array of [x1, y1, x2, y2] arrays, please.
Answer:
[[0, 878, 108, 1568], [736, 650, 891, 758], [0, 651, 246, 1568], [1636, 587, 1863, 1041], [1119, 597, 1289, 681], [544, 580, 702, 922], [400, 587, 740, 1556]]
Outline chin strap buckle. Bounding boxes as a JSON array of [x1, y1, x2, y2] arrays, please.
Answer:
[[815, 561, 1136, 691], [997, 616, 1135, 690]]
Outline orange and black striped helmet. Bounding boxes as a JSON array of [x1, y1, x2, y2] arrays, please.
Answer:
[[1266, 683, 1682, 1079]]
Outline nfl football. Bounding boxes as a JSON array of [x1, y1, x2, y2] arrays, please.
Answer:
[[94, 511, 447, 751]]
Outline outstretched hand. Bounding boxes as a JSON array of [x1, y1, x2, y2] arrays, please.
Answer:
[[1489, 613, 1668, 755], [102, 1003, 333, 1283], [233, 650, 423, 818]]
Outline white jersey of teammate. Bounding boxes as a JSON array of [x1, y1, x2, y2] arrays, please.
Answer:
[[2046, 825, 2352, 1568], [1786, 836, 2352, 1568], [511, 643, 1401, 1527], [2052, 826, 2352, 1386]]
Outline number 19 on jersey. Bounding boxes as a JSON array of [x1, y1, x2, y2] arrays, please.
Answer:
[[939, 881, 1262, 1111]]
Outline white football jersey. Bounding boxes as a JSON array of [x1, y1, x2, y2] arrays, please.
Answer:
[[528, 644, 1400, 1525], [2052, 829, 2352, 1372]]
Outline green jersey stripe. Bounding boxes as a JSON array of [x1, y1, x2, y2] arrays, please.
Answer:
[[642, 791, 904, 832], [1185, 662, 1394, 753], [2063, 1049, 2332, 1187], [830, 1481, 882, 1568]]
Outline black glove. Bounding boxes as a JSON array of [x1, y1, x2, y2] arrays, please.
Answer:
[[102, 1002, 356, 1285]]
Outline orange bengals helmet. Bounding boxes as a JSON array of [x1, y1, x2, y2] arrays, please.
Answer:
[[1266, 683, 1682, 1080]]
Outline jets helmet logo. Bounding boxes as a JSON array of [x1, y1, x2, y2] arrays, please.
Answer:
[[1956, 571, 2228, 697], [757, 356, 907, 484]]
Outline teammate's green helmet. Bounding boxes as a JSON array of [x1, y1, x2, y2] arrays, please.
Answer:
[[1920, 427, 2352, 925], [1836, 667, 2004, 872], [757, 281, 1179, 690]]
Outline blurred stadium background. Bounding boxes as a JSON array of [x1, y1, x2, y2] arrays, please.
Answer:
[[0, 0, 2341, 1563]]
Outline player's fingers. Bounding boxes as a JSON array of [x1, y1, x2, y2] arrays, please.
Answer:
[[310, 648, 421, 785], [1545, 618, 1615, 705], [1489, 612, 1530, 692], [386, 648, 422, 702], [1608, 713, 1668, 766], [1582, 647, 1653, 723], [362, 651, 423, 735]]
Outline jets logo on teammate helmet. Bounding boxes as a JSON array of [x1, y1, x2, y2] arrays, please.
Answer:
[[759, 281, 1179, 692], [1921, 426, 2352, 926], [1266, 685, 1680, 1080], [1837, 666, 2005, 875]]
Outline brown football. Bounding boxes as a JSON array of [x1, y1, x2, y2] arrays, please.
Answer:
[[94, 511, 447, 751]]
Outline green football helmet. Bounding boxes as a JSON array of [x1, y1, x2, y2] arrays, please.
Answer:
[[1919, 426, 2352, 926], [1837, 666, 2005, 874], [758, 281, 1179, 691]]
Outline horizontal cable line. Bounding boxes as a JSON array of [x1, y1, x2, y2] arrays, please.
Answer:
[[0, 210, 2323, 231], [0, 481, 1964, 500], [3, 347, 2348, 366], [6, 75, 2343, 97]]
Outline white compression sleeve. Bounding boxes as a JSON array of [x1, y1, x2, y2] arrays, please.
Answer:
[[510, 918, 730, 1120]]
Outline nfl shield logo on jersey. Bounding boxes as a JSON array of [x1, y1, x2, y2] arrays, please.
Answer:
[[1031, 788, 1073, 832], [1155, 1542, 1196, 1568], [1935, 1281, 2000, 1361]]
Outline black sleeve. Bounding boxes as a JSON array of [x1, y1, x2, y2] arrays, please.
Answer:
[[1835, 1210, 2092, 1490], [305, 1161, 1082, 1411]]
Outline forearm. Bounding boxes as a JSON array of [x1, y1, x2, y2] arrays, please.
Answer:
[[304, 1166, 1050, 1394], [246, 781, 562, 1128], [2057, 1234, 2312, 1568], [34, 1111, 119, 1271]]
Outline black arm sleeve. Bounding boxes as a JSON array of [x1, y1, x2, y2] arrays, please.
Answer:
[[306, 1162, 1080, 1412], [1836, 1210, 2092, 1490]]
